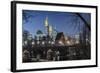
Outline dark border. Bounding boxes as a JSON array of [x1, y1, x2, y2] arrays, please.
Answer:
[[11, 1, 16, 72], [11, 1, 98, 72]]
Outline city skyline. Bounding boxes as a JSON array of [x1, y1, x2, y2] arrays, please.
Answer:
[[22, 10, 91, 38]]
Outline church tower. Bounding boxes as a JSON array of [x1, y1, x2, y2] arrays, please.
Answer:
[[44, 16, 53, 36]]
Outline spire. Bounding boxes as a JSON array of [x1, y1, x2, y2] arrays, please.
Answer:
[[49, 25, 53, 36], [49, 25, 52, 32], [44, 16, 49, 27]]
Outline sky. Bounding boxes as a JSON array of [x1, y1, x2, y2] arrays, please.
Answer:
[[22, 10, 91, 38]]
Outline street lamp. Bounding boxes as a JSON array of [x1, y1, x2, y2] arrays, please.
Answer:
[[48, 41, 51, 44], [42, 41, 45, 45], [76, 40, 79, 44], [51, 41, 54, 45], [32, 41, 35, 45], [67, 41, 71, 45], [37, 40, 40, 45], [24, 41, 27, 45]]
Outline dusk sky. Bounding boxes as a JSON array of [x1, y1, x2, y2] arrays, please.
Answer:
[[22, 10, 91, 38]]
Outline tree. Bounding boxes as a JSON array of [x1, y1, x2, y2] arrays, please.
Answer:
[[76, 13, 90, 31], [23, 10, 37, 23]]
